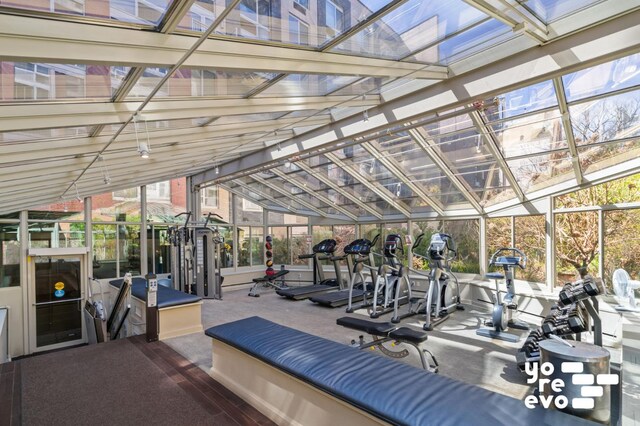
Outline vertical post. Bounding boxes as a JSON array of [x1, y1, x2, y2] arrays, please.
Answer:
[[19, 210, 29, 355], [598, 209, 605, 281], [510, 215, 516, 247], [479, 216, 487, 277], [407, 219, 413, 270], [140, 185, 148, 276], [546, 196, 555, 293], [185, 176, 193, 217], [85, 197, 92, 278]]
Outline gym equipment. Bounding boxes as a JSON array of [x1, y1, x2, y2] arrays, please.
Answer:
[[369, 234, 411, 318], [516, 274, 604, 372], [476, 248, 529, 343], [107, 272, 132, 340], [276, 239, 344, 300], [169, 212, 224, 299], [248, 266, 290, 297], [391, 233, 464, 328], [310, 236, 378, 308], [612, 269, 639, 312], [336, 316, 438, 372]]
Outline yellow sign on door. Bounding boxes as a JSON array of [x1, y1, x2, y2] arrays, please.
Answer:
[[54, 282, 65, 291]]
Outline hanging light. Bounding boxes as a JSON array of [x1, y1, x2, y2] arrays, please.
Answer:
[[363, 110, 369, 122], [134, 113, 151, 159], [215, 165, 220, 174], [74, 182, 83, 203], [476, 136, 482, 154], [284, 160, 292, 168], [396, 183, 402, 197], [99, 155, 111, 185]]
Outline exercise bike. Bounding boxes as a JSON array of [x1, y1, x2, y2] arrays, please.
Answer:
[[476, 248, 529, 343]]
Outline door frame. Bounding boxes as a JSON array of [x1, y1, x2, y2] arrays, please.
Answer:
[[27, 247, 89, 354]]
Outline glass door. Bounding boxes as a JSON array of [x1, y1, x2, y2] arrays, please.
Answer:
[[30, 256, 85, 351]]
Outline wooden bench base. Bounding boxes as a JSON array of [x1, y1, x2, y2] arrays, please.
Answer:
[[209, 339, 386, 426]]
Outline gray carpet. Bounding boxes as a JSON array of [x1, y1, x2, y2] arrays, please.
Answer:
[[20, 339, 218, 426]]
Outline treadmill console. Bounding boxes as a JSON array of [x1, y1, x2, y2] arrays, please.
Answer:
[[344, 239, 373, 255], [313, 239, 337, 254]]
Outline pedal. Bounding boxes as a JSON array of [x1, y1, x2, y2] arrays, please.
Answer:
[[485, 320, 494, 327], [507, 303, 517, 310]]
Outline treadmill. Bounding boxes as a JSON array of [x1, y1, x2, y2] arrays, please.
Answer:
[[275, 239, 343, 300], [309, 235, 379, 308]]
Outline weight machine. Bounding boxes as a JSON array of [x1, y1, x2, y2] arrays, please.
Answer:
[[168, 212, 224, 299]]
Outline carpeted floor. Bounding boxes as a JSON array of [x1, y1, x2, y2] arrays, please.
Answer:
[[18, 337, 274, 426]]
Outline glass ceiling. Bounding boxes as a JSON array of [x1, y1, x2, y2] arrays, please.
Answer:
[[0, 0, 637, 217]]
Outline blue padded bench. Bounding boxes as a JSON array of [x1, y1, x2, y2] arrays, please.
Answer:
[[206, 317, 594, 426], [109, 278, 201, 308], [109, 278, 203, 339]]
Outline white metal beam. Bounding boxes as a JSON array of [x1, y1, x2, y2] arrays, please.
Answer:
[[408, 128, 484, 213], [250, 175, 328, 217], [324, 153, 412, 217], [0, 14, 448, 80], [361, 140, 445, 215], [462, 0, 549, 43], [552, 77, 583, 185], [0, 96, 377, 132], [192, 8, 640, 186], [469, 110, 526, 202], [294, 161, 384, 219], [271, 169, 357, 220]]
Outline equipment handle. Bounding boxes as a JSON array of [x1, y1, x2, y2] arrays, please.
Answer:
[[370, 234, 380, 246], [412, 233, 425, 250]]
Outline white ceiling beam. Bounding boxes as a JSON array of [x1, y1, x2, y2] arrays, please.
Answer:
[[469, 110, 526, 202], [192, 8, 640, 186], [0, 14, 448, 80], [408, 128, 484, 213], [552, 77, 583, 185], [294, 161, 384, 219], [250, 175, 328, 217], [361, 141, 445, 215], [463, 0, 549, 43], [270, 169, 357, 220], [0, 96, 377, 132], [0, 116, 330, 161], [324, 153, 411, 217]]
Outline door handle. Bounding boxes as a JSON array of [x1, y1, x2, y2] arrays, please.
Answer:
[[33, 297, 83, 306]]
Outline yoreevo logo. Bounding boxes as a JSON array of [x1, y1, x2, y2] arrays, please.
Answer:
[[524, 361, 618, 409]]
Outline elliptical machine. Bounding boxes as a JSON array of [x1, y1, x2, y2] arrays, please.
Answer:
[[370, 234, 411, 318], [476, 248, 529, 342], [396, 233, 464, 330]]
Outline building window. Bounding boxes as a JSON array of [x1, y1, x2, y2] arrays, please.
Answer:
[[53, 0, 84, 14], [13, 63, 51, 100], [289, 14, 309, 45], [146, 182, 170, 201], [192, 14, 214, 31], [238, 0, 271, 40], [243, 198, 263, 212], [202, 187, 219, 208], [294, 0, 309, 9], [192, 69, 217, 96], [325, 0, 343, 37]]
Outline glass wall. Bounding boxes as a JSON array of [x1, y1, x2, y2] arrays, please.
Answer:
[[269, 226, 289, 265], [28, 222, 85, 248], [443, 220, 480, 274], [0, 223, 20, 287], [291, 226, 310, 266], [147, 225, 172, 275], [555, 211, 599, 285], [485, 217, 511, 272], [514, 216, 546, 283], [237, 226, 265, 267], [604, 209, 640, 289]]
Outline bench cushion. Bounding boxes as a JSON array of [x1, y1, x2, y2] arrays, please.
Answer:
[[109, 278, 201, 309], [388, 327, 428, 344], [206, 317, 593, 426], [336, 316, 396, 336]]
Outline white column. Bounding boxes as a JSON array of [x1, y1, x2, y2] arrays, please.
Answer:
[[140, 185, 148, 276], [85, 196, 93, 277], [479, 216, 487, 277], [598, 209, 604, 280], [545, 196, 555, 293], [19, 210, 29, 354]]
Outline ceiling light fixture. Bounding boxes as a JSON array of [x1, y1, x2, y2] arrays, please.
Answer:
[[133, 113, 151, 159], [284, 160, 292, 168], [363, 110, 369, 122], [396, 183, 402, 197], [215, 165, 220, 175], [74, 182, 83, 203], [99, 155, 111, 185], [476, 136, 482, 154]]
